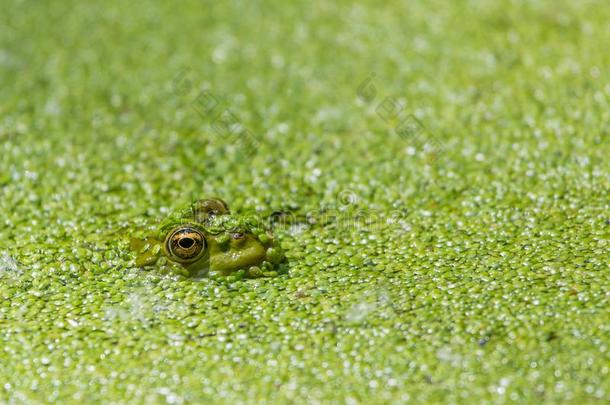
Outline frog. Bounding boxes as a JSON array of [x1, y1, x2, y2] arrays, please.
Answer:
[[130, 198, 287, 279]]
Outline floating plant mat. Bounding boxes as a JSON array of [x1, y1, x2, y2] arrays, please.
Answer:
[[1, 0, 609, 403]]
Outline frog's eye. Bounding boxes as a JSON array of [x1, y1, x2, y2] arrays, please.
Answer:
[[192, 198, 230, 222], [165, 227, 206, 262]]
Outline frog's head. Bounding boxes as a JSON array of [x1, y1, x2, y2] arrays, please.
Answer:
[[131, 198, 286, 279]]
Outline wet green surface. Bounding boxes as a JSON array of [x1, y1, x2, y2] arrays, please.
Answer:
[[1, 0, 609, 403]]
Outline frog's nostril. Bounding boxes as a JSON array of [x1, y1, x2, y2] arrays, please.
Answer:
[[179, 237, 195, 249]]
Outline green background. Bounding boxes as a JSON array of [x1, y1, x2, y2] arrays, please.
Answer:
[[1, 0, 608, 403]]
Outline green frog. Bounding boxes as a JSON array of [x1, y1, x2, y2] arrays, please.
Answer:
[[131, 198, 287, 279]]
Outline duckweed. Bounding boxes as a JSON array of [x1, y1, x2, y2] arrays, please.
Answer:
[[1, 0, 609, 403]]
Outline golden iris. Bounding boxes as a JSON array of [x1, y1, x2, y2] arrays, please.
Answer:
[[165, 227, 206, 262]]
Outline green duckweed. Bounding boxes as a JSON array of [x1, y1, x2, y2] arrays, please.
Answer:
[[1, 0, 609, 403]]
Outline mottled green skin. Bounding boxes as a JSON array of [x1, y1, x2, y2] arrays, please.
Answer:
[[131, 199, 287, 279]]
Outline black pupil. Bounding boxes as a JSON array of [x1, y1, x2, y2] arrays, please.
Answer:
[[179, 237, 195, 249]]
